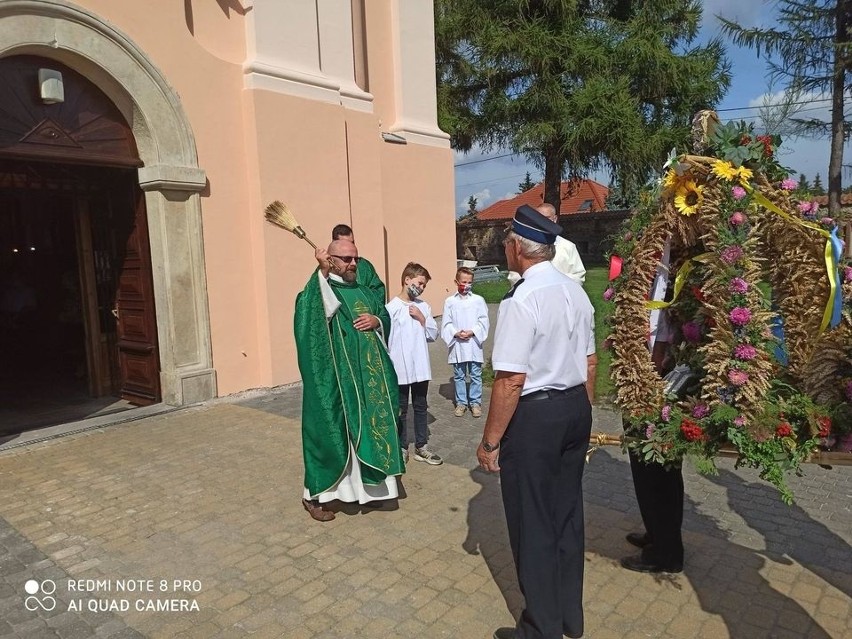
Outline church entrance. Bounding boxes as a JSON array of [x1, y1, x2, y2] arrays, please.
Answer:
[[0, 55, 160, 435]]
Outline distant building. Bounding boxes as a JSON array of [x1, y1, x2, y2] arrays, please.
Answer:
[[476, 179, 609, 221], [457, 180, 628, 267]]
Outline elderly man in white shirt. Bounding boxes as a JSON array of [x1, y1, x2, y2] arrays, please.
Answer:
[[478, 204, 596, 639]]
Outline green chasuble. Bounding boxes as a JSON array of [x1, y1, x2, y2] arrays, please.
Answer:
[[294, 272, 403, 497], [356, 256, 386, 303]]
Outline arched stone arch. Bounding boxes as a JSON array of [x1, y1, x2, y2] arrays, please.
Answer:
[[0, 0, 217, 405]]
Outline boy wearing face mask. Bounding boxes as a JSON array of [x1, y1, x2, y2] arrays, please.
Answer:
[[440, 268, 490, 417], [386, 262, 443, 465]]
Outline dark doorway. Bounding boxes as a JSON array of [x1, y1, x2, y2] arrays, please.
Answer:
[[0, 54, 161, 435], [0, 162, 160, 435]]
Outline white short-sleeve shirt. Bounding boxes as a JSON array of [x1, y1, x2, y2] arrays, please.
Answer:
[[492, 261, 595, 394]]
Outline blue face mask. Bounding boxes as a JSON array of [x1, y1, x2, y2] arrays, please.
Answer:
[[407, 284, 424, 299]]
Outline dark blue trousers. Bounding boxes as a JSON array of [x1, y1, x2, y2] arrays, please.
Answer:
[[499, 387, 591, 639]]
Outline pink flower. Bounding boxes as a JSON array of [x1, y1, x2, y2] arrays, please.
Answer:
[[729, 307, 752, 326], [661, 405, 671, 422], [729, 277, 749, 294], [645, 424, 656, 438], [682, 321, 702, 343], [844, 266, 852, 283], [603, 287, 615, 301], [720, 245, 743, 265], [820, 217, 834, 226], [692, 404, 710, 419], [781, 178, 797, 190], [731, 186, 747, 200], [728, 369, 749, 386], [734, 343, 758, 360], [811, 201, 820, 213], [729, 211, 746, 225], [798, 200, 813, 213], [734, 416, 746, 427], [624, 231, 633, 241]]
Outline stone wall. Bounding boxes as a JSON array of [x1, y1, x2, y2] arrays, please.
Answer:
[[457, 209, 631, 267]]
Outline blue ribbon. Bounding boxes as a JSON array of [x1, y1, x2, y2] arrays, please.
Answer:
[[829, 226, 843, 328]]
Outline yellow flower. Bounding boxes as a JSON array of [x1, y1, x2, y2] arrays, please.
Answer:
[[735, 165, 753, 184], [674, 181, 704, 216], [711, 160, 737, 182], [662, 169, 679, 190]]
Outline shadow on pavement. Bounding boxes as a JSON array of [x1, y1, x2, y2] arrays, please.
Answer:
[[707, 468, 852, 599], [583, 452, 834, 638]]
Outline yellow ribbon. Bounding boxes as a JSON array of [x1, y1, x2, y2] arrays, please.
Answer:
[[750, 191, 838, 334], [645, 253, 713, 310]]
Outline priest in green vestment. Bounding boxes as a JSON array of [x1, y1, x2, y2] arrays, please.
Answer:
[[294, 239, 404, 521]]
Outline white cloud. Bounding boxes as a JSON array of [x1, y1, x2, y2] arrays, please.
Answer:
[[458, 188, 492, 213]]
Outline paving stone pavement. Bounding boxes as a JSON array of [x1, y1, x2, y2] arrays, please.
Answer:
[[0, 307, 850, 638]]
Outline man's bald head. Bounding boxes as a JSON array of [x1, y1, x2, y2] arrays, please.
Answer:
[[327, 239, 359, 282], [328, 239, 358, 257], [536, 203, 558, 222]]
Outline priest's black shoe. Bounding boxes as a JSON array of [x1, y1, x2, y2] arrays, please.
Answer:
[[625, 531, 650, 548], [493, 628, 515, 639], [621, 554, 682, 574]]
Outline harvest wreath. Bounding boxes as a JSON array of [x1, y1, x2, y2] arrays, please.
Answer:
[[603, 116, 852, 503]]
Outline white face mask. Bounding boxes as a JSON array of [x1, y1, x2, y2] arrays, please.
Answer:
[[407, 284, 423, 299]]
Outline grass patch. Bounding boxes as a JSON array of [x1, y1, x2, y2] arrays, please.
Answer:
[[472, 278, 511, 303], [473, 267, 613, 404]]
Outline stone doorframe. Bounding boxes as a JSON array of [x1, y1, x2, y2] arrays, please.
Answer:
[[0, 0, 217, 405]]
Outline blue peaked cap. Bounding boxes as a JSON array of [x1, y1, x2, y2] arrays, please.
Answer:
[[511, 204, 563, 245]]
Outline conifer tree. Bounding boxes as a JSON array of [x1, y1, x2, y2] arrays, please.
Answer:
[[436, 0, 730, 213], [720, 0, 851, 216], [812, 172, 826, 195], [797, 173, 811, 192], [517, 172, 536, 194]]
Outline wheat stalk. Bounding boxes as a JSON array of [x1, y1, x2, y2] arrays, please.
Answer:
[[264, 200, 318, 249]]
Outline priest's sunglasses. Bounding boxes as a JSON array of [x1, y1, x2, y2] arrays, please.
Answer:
[[330, 254, 360, 264]]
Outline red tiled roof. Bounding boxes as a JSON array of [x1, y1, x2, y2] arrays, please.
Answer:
[[476, 179, 609, 221]]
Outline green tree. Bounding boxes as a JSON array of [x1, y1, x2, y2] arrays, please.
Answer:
[[436, 0, 730, 213], [719, 0, 851, 216], [466, 195, 478, 215], [812, 172, 826, 195], [797, 172, 811, 191], [517, 172, 536, 194]]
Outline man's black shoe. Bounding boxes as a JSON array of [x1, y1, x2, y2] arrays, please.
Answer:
[[621, 554, 682, 574], [626, 531, 650, 548], [493, 628, 515, 639]]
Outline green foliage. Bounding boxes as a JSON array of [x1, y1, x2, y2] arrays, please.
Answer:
[[466, 195, 478, 215], [706, 121, 790, 181], [517, 172, 536, 194], [718, 0, 850, 212], [811, 173, 826, 195], [436, 0, 731, 209]]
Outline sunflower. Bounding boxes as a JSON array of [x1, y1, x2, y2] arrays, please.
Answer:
[[674, 181, 704, 216], [662, 169, 680, 190], [711, 160, 737, 182]]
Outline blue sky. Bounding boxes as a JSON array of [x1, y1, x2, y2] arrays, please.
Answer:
[[453, 0, 849, 216]]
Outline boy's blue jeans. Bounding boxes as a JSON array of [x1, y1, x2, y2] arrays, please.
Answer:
[[398, 381, 429, 449], [452, 361, 482, 407]]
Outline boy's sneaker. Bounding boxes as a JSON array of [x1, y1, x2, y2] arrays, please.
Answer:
[[471, 404, 482, 418], [414, 446, 443, 465], [454, 405, 467, 417]]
